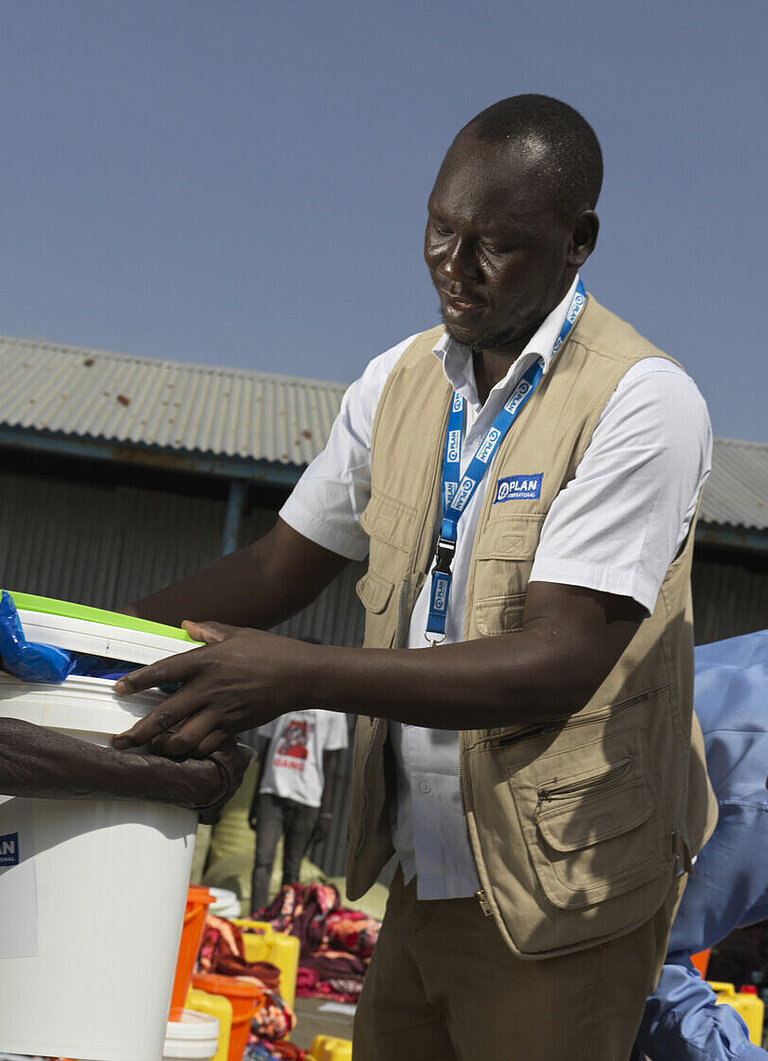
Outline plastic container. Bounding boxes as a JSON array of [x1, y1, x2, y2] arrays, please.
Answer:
[[163, 1010, 220, 1061], [0, 594, 201, 1061], [208, 886, 242, 919], [233, 918, 300, 1011], [170, 886, 216, 1021], [12, 590, 201, 666], [186, 987, 233, 1061], [691, 948, 711, 977], [192, 972, 264, 1061], [309, 1035, 353, 1061], [709, 981, 765, 1045]]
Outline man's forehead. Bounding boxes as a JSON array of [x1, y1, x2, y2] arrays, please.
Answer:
[[429, 134, 556, 218]]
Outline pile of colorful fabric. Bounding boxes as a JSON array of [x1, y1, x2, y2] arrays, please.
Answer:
[[255, 882, 381, 1003], [199, 914, 305, 1058]]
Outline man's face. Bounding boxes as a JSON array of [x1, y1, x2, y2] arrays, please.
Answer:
[[424, 136, 581, 355]]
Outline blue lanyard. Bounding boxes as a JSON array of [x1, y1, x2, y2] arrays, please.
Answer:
[[425, 280, 586, 643]]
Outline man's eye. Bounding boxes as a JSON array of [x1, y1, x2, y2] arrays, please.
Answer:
[[480, 242, 512, 256]]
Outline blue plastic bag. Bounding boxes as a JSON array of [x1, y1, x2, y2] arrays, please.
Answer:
[[0, 590, 136, 683], [0, 589, 77, 683]]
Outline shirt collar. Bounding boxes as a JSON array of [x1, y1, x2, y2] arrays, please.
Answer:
[[432, 274, 582, 409]]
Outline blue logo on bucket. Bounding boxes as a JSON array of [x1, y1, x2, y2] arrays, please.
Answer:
[[494, 474, 543, 503], [0, 832, 19, 867]]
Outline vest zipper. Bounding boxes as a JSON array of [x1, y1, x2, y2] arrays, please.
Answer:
[[393, 578, 413, 650], [458, 738, 493, 916], [537, 758, 632, 808], [475, 888, 493, 917], [483, 687, 665, 751], [490, 723, 551, 747]]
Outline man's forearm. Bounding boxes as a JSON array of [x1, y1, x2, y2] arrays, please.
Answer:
[[129, 520, 350, 630], [299, 635, 594, 730], [112, 582, 645, 755], [299, 586, 644, 730], [0, 718, 219, 806]]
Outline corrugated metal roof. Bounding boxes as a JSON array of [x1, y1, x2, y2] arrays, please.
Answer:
[[1, 335, 767, 530], [702, 438, 768, 531], [0, 335, 348, 466]]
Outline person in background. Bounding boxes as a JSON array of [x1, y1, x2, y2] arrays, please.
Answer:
[[249, 680, 348, 912], [635, 628, 768, 1060]]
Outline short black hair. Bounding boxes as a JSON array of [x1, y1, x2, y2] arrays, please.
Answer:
[[458, 94, 603, 222]]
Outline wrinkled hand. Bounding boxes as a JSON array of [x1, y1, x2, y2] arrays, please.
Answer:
[[190, 741, 253, 825], [112, 621, 308, 758]]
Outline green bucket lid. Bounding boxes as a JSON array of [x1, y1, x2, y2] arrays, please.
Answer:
[[8, 590, 196, 643]]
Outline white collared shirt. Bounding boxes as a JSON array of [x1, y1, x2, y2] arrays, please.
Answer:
[[280, 276, 712, 898]]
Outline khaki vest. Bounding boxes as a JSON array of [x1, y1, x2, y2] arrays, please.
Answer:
[[346, 295, 717, 959]]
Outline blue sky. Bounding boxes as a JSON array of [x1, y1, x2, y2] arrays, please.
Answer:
[[2, 1, 766, 442]]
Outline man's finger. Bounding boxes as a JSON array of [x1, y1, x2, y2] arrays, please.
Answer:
[[114, 650, 199, 697], [181, 620, 236, 645], [111, 684, 207, 749], [149, 710, 229, 759]]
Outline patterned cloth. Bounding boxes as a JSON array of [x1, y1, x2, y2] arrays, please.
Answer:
[[255, 883, 382, 1003], [199, 914, 296, 1040]]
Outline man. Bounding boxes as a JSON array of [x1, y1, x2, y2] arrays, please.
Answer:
[[249, 699, 348, 912], [110, 94, 715, 1059], [0, 716, 248, 819], [635, 628, 768, 1060]]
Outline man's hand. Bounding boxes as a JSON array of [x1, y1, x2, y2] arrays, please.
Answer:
[[112, 621, 314, 758], [188, 742, 253, 824]]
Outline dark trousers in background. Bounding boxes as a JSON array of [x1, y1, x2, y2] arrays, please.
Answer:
[[251, 792, 319, 913]]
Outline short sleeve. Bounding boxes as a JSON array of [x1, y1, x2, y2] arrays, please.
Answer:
[[321, 711, 350, 751], [279, 336, 418, 560], [529, 358, 712, 612]]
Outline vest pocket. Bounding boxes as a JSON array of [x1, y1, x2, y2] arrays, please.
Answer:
[[356, 569, 394, 614], [473, 592, 526, 636], [361, 488, 418, 552], [508, 736, 668, 912]]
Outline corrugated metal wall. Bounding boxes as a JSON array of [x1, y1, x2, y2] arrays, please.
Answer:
[[692, 550, 768, 645], [0, 469, 225, 606], [0, 467, 365, 649], [0, 463, 365, 878]]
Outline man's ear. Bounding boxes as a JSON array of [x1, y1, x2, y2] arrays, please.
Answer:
[[567, 210, 599, 268]]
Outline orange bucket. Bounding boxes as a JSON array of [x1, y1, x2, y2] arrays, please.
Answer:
[[691, 949, 711, 978], [169, 886, 215, 1021], [192, 972, 264, 1061]]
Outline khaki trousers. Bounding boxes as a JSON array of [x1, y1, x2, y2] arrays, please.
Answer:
[[353, 870, 684, 1061]]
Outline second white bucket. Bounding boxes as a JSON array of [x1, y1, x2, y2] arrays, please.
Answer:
[[0, 595, 203, 1061]]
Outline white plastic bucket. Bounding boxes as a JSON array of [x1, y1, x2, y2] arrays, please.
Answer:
[[0, 610, 201, 1061], [163, 1010, 220, 1061]]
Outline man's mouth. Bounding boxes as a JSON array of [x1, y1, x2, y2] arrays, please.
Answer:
[[441, 291, 485, 315]]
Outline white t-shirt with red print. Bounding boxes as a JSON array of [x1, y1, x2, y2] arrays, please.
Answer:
[[257, 710, 349, 808]]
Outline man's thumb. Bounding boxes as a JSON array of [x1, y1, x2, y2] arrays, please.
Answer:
[[181, 619, 236, 645]]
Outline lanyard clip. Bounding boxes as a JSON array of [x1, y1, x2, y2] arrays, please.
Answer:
[[434, 536, 456, 574]]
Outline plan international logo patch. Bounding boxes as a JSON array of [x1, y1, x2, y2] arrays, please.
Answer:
[[494, 474, 543, 503], [0, 832, 19, 867]]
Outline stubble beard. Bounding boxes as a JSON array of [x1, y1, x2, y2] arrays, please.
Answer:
[[439, 307, 526, 356]]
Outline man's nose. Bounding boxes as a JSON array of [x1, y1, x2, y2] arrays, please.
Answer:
[[439, 238, 479, 283]]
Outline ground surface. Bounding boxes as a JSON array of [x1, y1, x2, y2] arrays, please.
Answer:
[[291, 996, 356, 1051]]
